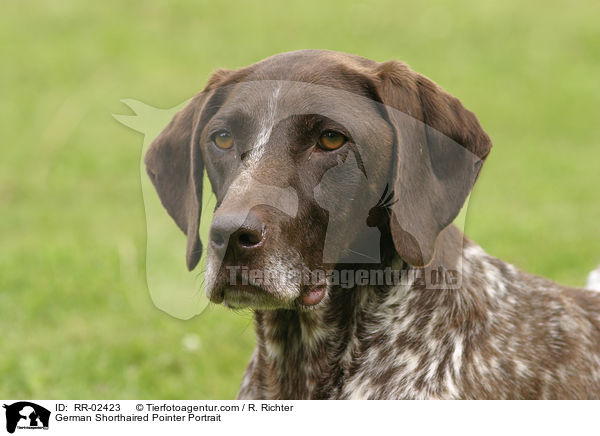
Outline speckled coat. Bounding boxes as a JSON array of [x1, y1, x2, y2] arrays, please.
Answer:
[[238, 228, 600, 400], [143, 50, 600, 400]]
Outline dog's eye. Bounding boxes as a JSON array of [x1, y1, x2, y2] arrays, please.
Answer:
[[213, 131, 234, 149], [318, 131, 346, 151]]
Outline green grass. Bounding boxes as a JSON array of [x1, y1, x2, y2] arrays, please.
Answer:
[[1, 0, 599, 398]]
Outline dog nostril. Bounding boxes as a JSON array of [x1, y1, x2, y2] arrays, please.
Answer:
[[209, 210, 266, 256], [210, 229, 226, 248], [237, 229, 263, 247]]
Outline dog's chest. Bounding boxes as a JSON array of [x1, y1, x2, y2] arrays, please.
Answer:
[[247, 287, 467, 400]]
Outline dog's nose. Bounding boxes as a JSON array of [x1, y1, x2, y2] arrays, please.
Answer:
[[209, 210, 266, 258]]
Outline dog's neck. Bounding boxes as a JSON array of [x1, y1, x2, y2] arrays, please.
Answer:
[[246, 225, 494, 399], [252, 283, 382, 399]]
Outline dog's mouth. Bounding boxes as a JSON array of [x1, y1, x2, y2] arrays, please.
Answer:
[[220, 285, 279, 309], [205, 246, 331, 309], [209, 278, 328, 310]]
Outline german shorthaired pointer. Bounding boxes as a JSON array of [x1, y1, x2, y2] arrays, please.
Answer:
[[145, 50, 600, 399]]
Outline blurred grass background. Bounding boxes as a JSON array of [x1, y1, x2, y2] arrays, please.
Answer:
[[1, 0, 598, 398]]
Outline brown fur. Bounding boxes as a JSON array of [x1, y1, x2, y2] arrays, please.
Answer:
[[145, 50, 600, 399]]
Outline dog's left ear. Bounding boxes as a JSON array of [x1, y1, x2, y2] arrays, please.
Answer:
[[144, 94, 206, 271], [374, 61, 492, 266], [144, 69, 234, 271]]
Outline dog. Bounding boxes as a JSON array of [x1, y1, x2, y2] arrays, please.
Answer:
[[144, 50, 600, 399]]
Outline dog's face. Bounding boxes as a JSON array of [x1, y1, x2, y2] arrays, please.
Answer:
[[201, 78, 396, 309], [145, 50, 492, 310]]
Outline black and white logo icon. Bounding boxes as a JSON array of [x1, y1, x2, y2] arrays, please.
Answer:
[[3, 402, 50, 434]]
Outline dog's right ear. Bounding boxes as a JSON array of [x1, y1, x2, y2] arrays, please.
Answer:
[[144, 69, 233, 271], [373, 61, 492, 267]]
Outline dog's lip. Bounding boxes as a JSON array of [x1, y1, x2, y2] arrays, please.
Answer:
[[298, 284, 327, 307], [214, 284, 260, 300], [212, 283, 275, 306]]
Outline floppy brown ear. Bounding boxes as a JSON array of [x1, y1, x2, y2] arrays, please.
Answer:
[[144, 69, 237, 271], [375, 61, 492, 266], [144, 94, 206, 271]]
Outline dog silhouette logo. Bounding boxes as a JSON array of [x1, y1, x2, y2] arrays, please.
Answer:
[[3, 402, 50, 433]]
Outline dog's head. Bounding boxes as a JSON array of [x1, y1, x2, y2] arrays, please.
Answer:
[[144, 50, 492, 310]]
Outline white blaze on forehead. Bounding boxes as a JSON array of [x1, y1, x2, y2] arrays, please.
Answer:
[[245, 84, 282, 168], [216, 83, 293, 211]]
